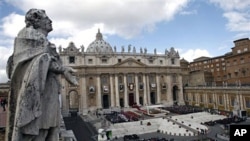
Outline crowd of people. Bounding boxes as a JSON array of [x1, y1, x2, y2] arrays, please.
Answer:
[[163, 105, 202, 114], [105, 111, 141, 124]]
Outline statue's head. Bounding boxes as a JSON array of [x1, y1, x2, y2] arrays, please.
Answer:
[[25, 9, 53, 34]]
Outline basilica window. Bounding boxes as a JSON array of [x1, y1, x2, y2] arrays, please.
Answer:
[[160, 60, 163, 64], [118, 59, 122, 63], [139, 83, 144, 90], [138, 75, 142, 82], [101, 75, 108, 84], [209, 95, 213, 103], [172, 74, 177, 83], [88, 59, 93, 64], [118, 76, 123, 83], [149, 74, 156, 84], [102, 59, 108, 64], [200, 95, 203, 103], [171, 58, 175, 65], [219, 95, 223, 105], [69, 56, 75, 64], [127, 74, 134, 83], [230, 96, 235, 106], [192, 94, 195, 101]]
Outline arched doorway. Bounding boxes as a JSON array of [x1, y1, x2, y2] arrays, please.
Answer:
[[150, 92, 156, 104], [129, 93, 135, 106], [102, 94, 109, 109], [172, 85, 178, 104], [68, 90, 79, 112]]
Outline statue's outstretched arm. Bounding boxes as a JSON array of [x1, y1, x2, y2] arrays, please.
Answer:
[[49, 60, 78, 86]]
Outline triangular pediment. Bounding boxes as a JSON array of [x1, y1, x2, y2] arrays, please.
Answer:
[[62, 42, 80, 53], [114, 58, 147, 67]]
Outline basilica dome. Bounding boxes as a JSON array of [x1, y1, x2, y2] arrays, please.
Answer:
[[86, 29, 113, 53]]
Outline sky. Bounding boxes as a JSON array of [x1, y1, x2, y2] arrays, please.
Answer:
[[0, 0, 250, 83]]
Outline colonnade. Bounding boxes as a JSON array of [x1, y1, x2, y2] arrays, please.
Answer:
[[61, 73, 185, 115]]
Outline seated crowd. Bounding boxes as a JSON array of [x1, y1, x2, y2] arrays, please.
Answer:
[[203, 115, 246, 126], [105, 111, 141, 124], [163, 105, 202, 114]]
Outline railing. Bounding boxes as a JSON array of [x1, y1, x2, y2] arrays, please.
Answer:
[[185, 83, 250, 88], [184, 85, 250, 90]]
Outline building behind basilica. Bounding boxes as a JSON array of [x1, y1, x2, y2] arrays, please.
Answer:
[[59, 29, 184, 115]]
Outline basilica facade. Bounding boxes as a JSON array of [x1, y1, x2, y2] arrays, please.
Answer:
[[59, 30, 184, 115]]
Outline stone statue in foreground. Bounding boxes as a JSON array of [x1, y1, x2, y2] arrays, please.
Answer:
[[6, 9, 78, 141]]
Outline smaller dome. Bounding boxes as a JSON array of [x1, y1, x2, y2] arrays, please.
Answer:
[[86, 29, 113, 53]]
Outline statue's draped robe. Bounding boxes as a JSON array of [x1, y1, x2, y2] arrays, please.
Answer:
[[6, 27, 61, 141]]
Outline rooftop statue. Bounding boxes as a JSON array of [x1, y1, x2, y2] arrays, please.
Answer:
[[140, 47, 143, 54], [133, 46, 136, 53], [6, 9, 78, 141], [81, 45, 85, 53], [114, 46, 116, 52], [128, 44, 131, 53], [121, 46, 125, 53]]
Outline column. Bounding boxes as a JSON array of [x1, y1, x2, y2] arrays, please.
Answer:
[[97, 75, 102, 108], [156, 74, 161, 104], [239, 93, 244, 110], [213, 92, 217, 109], [226, 94, 230, 110], [143, 74, 147, 105], [115, 74, 120, 107], [146, 74, 151, 105], [166, 75, 172, 104], [110, 75, 114, 107], [223, 93, 227, 110], [81, 75, 88, 115], [135, 74, 140, 105], [124, 74, 128, 107], [205, 92, 208, 108], [178, 75, 184, 105]]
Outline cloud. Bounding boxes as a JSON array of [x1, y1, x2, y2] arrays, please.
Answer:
[[0, 0, 192, 83], [209, 0, 250, 33], [179, 48, 212, 62], [0, 46, 13, 83], [180, 10, 197, 15], [0, 13, 25, 37], [223, 11, 250, 32], [209, 0, 250, 11], [4, 0, 190, 39]]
